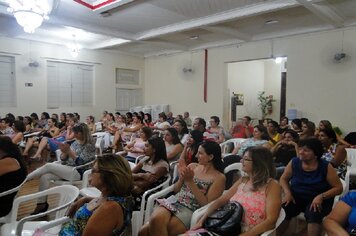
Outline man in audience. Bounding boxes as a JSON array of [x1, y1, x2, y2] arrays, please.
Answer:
[[230, 116, 253, 138]]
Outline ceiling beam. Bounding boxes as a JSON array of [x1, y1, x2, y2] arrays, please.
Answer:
[[87, 38, 131, 49], [296, 0, 345, 28], [135, 0, 299, 40], [202, 26, 252, 41], [141, 40, 188, 51]]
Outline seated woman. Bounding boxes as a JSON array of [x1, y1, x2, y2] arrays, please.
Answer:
[[206, 116, 225, 144], [131, 136, 169, 196], [59, 154, 133, 236], [111, 114, 143, 152], [272, 129, 299, 167], [323, 190, 356, 236], [173, 119, 189, 145], [58, 112, 67, 132], [299, 121, 316, 140], [316, 119, 351, 146], [180, 130, 203, 165], [138, 141, 226, 236], [164, 128, 184, 163], [278, 138, 343, 236], [23, 116, 33, 133], [27, 123, 96, 214], [85, 115, 96, 134], [224, 125, 271, 167], [124, 127, 152, 163], [278, 116, 290, 134], [0, 136, 27, 217], [153, 112, 171, 132], [23, 118, 60, 158], [291, 118, 302, 134], [10, 120, 26, 144], [29, 117, 77, 160], [190, 147, 281, 235], [319, 128, 347, 179]]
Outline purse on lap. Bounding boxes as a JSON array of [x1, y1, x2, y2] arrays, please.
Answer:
[[203, 201, 243, 236]]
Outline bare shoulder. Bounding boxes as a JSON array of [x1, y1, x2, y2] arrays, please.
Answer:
[[266, 179, 281, 195], [188, 162, 199, 169], [98, 201, 123, 214]]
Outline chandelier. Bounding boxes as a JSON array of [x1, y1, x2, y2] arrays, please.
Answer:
[[7, 0, 54, 33]]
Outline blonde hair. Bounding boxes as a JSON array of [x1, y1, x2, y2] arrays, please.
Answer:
[[96, 154, 133, 196]]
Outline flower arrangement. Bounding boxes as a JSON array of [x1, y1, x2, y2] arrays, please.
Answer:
[[257, 91, 276, 119]]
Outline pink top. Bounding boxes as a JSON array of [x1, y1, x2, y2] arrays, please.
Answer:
[[229, 180, 269, 232]]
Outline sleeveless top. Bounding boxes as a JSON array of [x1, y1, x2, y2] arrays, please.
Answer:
[[321, 143, 347, 179], [290, 157, 331, 200], [166, 143, 182, 163], [127, 139, 146, 158], [230, 180, 269, 232], [0, 156, 27, 217], [59, 196, 133, 236], [175, 177, 213, 211]]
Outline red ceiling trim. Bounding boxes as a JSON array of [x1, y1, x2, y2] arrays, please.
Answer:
[[74, 0, 117, 10]]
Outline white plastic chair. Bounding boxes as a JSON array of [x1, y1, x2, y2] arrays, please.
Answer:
[[224, 163, 245, 176], [346, 148, 356, 167], [0, 185, 79, 236], [79, 169, 101, 198], [220, 138, 246, 157], [131, 175, 171, 236]]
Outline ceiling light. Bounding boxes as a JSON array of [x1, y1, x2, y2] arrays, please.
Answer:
[[7, 0, 54, 33], [189, 36, 199, 40], [67, 35, 81, 58], [265, 20, 279, 25], [275, 57, 283, 64]]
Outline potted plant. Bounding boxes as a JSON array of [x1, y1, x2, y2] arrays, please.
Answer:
[[257, 91, 276, 119]]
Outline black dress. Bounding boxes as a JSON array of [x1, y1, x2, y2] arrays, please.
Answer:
[[0, 155, 27, 217]]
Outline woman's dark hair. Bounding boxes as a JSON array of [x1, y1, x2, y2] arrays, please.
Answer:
[[133, 114, 143, 123], [300, 118, 309, 125], [284, 129, 299, 142], [74, 112, 80, 121], [0, 136, 27, 174], [304, 121, 316, 135], [41, 112, 50, 119], [88, 116, 95, 123], [6, 113, 15, 121], [30, 113, 39, 120], [319, 120, 333, 130], [210, 116, 220, 125], [96, 154, 133, 196], [159, 112, 167, 121], [3, 117, 14, 127], [48, 118, 58, 126], [319, 128, 337, 144], [268, 120, 279, 129], [126, 112, 133, 119], [292, 119, 302, 130], [144, 113, 152, 123], [189, 130, 203, 163], [254, 125, 270, 141], [139, 111, 145, 119], [141, 126, 153, 139], [115, 112, 121, 116], [17, 116, 24, 121], [108, 113, 114, 121], [72, 123, 92, 145], [166, 128, 181, 145], [298, 137, 324, 159], [174, 119, 189, 135], [280, 116, 289, 123], [200, 141, 224, 173], [147, 136, 168, 164], [24, 116, 32, 124], [245, 146, 275, 190], [13, 120, 26, 133]]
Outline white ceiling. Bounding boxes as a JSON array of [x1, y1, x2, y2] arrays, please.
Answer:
[[0, 0, 356, 57]]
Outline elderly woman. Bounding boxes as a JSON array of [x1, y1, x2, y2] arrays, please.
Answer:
[[323, 190, 356, 236], [0, 136, 27, 217], [28, 123, 95, 214], [138, 141, 226, 236], [59, 154, 133, 236], [278, 138, 343, 236], [191, 147, 281, 235]]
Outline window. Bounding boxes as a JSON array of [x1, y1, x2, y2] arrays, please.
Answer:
[[47, 61, 93, 108], [0, 55, 15, 107], [116, 88, 142, 113]]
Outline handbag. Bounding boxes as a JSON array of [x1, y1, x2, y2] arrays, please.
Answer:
[[203, 201, 243, 236]]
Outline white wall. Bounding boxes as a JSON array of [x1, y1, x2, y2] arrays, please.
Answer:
[[264, 60, 282, 121], [227, 60, 265, 120], [144, 27, 356, 134], [0, 37, 144, 121]]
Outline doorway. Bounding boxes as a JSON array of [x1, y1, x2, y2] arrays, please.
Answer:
[[227, 58, 287, 125]]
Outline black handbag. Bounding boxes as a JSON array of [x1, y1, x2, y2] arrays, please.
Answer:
[[203, 201, 243, 236]]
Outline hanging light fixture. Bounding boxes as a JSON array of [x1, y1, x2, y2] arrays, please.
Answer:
[[7, 0, 54, 33], [67, 34, 81, 58]]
